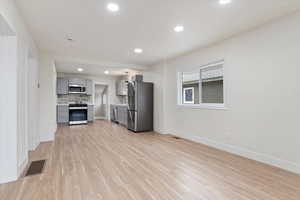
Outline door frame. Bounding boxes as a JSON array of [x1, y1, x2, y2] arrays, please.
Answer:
[[93, 82, 110, 120]]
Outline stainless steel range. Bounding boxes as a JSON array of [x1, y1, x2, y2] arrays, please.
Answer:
[[69, 104, 88, 125]]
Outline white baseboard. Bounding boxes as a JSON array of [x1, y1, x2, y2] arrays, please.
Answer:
[[95, 116, 107, 120], [18, 157, 28, 177], [29, 140, 39, 151], [0, 156, 27, 184], [40, 134, 55, 142], [40, 126, 56, 142], [155, 130, 167, 135], [0, 174, 18, 184], [183, 135, 300, 175]]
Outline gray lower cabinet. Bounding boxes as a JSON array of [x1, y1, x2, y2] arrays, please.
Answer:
[[57, 105, 69, 123], [57, 78, 69, 95], [86, 79, 93, 96], [88, 105, 94, 122], [117, 106, 128, 126], [110, 105, 116, 122], [111, 105, 128, 126]]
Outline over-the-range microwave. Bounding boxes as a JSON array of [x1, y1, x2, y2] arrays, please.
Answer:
[[68, 84, 86, 94]]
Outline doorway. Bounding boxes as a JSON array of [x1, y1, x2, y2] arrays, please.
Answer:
[[94, 83, 109, 120]]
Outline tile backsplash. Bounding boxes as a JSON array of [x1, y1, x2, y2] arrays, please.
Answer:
[[57, 94, 92, 104]]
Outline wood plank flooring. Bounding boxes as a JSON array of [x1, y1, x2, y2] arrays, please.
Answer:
[[0, 120, 300, 200]]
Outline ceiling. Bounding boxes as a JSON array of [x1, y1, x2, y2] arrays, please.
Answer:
[[55, 60, 141, 76], [16, 0, 300, 72]]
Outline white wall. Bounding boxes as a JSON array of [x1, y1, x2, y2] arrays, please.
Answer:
[[39, 54, 57, 142], [0, 32, 18, 184], [0, 0, 39, 183], [143, 65, 166, 133], [147, 12, 300, 174], [27, 58, 40, 150]]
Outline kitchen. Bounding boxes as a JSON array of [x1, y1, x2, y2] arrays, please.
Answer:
[[56, 74, 153, 132]]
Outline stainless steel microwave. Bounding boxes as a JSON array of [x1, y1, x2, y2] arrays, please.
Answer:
[[68, 84, 86, 94]]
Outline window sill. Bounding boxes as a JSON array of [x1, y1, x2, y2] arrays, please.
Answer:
[[177, 103, 227, 110]]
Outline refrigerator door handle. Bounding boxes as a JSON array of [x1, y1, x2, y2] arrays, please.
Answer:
[[128, 106, 133, 122], [134, 111, 137, 131]]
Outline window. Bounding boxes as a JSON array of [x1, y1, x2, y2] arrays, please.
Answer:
[[178, 61, 225, 109], [183, 87, 195, 104]]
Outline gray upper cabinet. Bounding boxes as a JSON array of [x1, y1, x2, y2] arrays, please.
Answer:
[[68, 78, 86, 86], [88, 105, 94, 122], [116, 80, 128, 96], [57, 78, 69, 95], [57, 105, 69, 123], [86, 79, 93, 96]]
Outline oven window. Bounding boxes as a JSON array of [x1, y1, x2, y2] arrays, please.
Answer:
[[69, 109, 87, 121]]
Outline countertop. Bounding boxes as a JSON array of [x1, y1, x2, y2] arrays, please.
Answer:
[[57, 103, 94, 106], [111, 104, 128, 107]]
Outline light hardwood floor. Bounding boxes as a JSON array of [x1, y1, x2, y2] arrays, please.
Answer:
[[0, 120, 300, 200]]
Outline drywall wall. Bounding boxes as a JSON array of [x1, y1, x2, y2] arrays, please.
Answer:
[[0, 31, 18, 184], [27, 57, 40, 150], [39, 54, 57, 142], [148, 12, 300, 174], [0, 0, 39, 183], [143, 65, 166, 134]]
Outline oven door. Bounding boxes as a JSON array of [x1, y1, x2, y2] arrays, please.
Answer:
[[69, 108, 88, 125]]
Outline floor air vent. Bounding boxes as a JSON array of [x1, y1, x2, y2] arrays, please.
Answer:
[[172, 136, 181, 140], [25, 160, 46, 177]]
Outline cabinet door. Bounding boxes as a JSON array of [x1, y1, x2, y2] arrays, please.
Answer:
[[86, 79, 93, 96], [110, 105, 115, 121], [118, 107, 123, 124], [116, 81, 121, 96], [57, 78, 69, 95], [117, 106, 128, 126], [57, 105, 69, 123], [88, 105, 94, 122], [122, 81, 128, 95], [122, 107, 128, 126], [68, 78, 86, 86], [121, 107, 126, 125], [116, 80, 128, 96]]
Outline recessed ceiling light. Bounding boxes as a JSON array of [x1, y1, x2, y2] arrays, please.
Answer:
[[66, 35, 75, 42], [219, 0, 232, 5], [134, 48, 143, 54], [77, 68, 84, 72], [174, 25, 184, 33], [107, 3, 119, 12], [104, 70, 110, 74]]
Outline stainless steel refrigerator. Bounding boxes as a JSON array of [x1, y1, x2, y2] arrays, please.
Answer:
[[127, 80, 153, 132]]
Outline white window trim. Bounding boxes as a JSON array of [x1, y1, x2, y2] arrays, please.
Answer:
[[183, 87, 195, 104], [177, 60, 227, 110]]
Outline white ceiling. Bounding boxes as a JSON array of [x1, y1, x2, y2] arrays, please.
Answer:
[[55, 60, 141, 76], [16, 0, 300, 72]]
